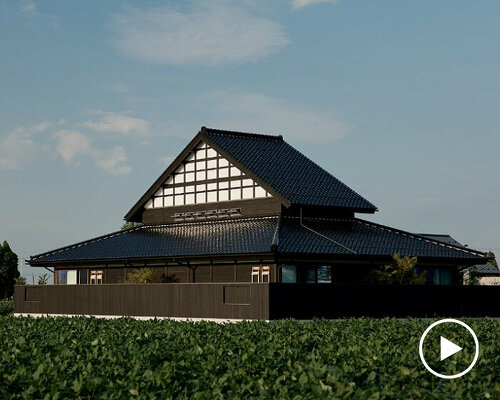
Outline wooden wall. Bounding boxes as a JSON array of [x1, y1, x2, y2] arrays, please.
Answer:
[[14, 283, 500, 319], [142, 198, 281, 224], [54, 264, 275, 284], [14, 283, 269, 320], [268, 283, 500, 319]]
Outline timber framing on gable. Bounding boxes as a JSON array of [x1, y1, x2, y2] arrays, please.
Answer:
[[125, 128, 289, 222]]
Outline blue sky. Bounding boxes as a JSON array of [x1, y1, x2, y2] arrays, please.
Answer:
[[1, 0, 499, 281]]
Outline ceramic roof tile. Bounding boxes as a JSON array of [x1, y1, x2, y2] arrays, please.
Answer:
[[203, 128, 377, 211]]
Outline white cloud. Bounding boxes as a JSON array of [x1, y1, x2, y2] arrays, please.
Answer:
[[94, 147, 131, 176], [109, 2, 290, 66], [194, 91, 348, 142], [82, 113, 149, 136], [53, 129, 131, 175], [292, 0, 339, 9], [53, 130, 91, 162], [0, 122, 50, 169]]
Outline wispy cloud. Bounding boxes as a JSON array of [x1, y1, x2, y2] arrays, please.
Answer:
[[53, 129, 132, 175], [94, 147, 131, 176], [0, 122, 50, 169], [53, 130, 91, 162], [82, 112, 150, 136], [292, 0, 339, 10], [109, 2, 290, 66], [193, 91, 348, 142]]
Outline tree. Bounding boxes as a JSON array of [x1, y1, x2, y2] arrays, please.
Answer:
[[371, 254, 426, 285], [486, 251, 498, 269], [37, 274, 49, 285], [15, 276, 27, 285], [121, 222, 142, 230], [0, 241, 20, 298], [126, 268, 156, 283]]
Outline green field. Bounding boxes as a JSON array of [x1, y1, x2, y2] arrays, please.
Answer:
[[0, 317, 498, 399]]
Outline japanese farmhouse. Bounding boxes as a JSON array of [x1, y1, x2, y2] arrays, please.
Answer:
[[16, 127, 496, 319]]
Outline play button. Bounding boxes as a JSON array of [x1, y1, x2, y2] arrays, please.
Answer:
[[440, 336, 462, 361], [419, 318, 479, 379]]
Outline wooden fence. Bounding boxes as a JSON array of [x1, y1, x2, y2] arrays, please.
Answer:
[[14, 283, 269, 320], [269, 284, 500, 319], [14, 283, 500, 320]]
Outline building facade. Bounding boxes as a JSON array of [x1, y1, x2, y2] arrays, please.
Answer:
[[28, 127, 485, 287]]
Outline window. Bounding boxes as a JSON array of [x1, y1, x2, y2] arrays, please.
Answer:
[[423, 268, 454, 285], [281, 265, 297, 283], [57, 269, 89, 285], [317, 265, 332, 283], [57, 270, 67, 285], [79, 269, 88, 284], [261, 266, 270, 283], [251, 267, 260, 283], [251, 266, 271, 283], [90, 270, 103, 285], [305, 267, 316, 283]]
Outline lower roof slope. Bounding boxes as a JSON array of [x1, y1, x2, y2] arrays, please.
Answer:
[[277, 217, 484, 260], [467, 263, 500, 276], [29, 215, 485, 265]]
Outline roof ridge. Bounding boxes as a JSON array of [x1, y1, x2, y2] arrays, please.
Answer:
[[145, 214, 280, 229], [201, 126, 283, 141], [355, 218, 485, 257], [414, 233, 452, 237]]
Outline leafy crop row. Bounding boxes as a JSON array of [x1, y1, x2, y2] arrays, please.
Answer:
[[0, 317, 498, 399], [0, 300, 13, 316]]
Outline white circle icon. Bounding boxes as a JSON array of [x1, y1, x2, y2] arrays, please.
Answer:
[[419, 318, 479, 379]]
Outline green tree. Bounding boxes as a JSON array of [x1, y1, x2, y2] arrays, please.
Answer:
[[371, 254, 426, 285], [486, 251, 498, 269], [0, 241, 20, 298], [126, 268, 156, 283], [15, 276, 27, 285], [121, 222, 142, 230]]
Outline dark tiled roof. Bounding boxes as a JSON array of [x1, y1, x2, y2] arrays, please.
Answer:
[[277, 217, 485, 260], [30, 216, 485, 265], [203, 128, 377, 212], [415, 233, 465, 247], [30, 216, 279, 264], [468, 263, 500, 276]]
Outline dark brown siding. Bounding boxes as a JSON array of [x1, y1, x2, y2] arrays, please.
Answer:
[[142, 197, 281, 224], [193, 267, 211, 283], [236, 265, 252, 282], [166, 266, 189, 283], [14, 284, 270, 320], [106, 268, 126, 283], [213, 265, 235, 282]]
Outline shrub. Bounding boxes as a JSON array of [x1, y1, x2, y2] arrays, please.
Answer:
[[126, 268, 156, 283], [371, 254, 426, 285]]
